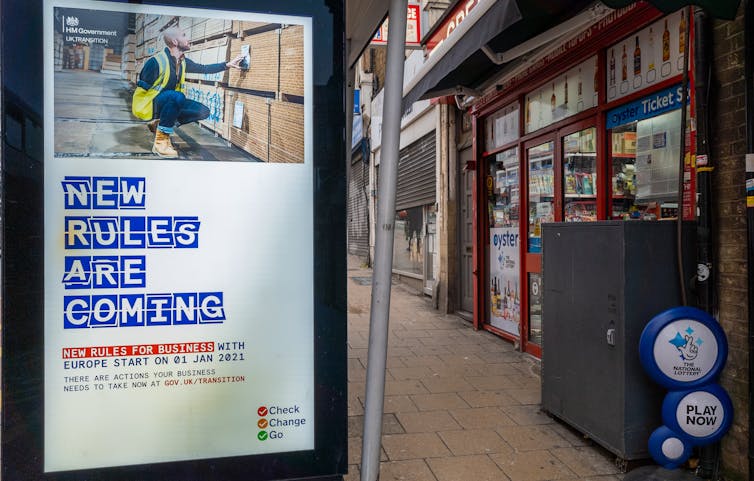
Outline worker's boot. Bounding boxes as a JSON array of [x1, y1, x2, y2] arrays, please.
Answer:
[[147, 119, 159, 133], [152, 130, 178, 158]]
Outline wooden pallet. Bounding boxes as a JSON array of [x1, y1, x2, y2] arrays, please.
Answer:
[[228, 30, 279, 93], [279, 25, 304, 98], [227, 91, 271, 161], [269, 99, 304, 163]]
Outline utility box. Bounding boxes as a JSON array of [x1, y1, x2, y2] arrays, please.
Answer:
[[541, 221, 695, 461]]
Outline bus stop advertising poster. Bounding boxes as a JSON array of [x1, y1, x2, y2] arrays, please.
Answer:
[[1, 0, 347, 479]]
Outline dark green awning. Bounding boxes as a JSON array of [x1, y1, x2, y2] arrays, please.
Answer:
[[601, 0, 741, 20]]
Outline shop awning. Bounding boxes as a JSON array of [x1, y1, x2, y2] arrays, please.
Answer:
[[402, 0, 598, 110]]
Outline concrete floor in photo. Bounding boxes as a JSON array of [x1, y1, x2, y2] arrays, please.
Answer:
[[53, 70, 258, 162], [346, 255, 638, 481]]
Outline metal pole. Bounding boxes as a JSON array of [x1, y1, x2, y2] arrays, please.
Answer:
[[360, 0, 407, 480]]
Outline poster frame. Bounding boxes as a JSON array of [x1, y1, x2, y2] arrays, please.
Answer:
[[0, 0, 347, 479]]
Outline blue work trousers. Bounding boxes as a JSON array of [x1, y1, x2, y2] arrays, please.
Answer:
[[153, 90, 210, 133]]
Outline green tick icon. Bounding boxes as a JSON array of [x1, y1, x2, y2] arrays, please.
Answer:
[[258, 431, 268, 441]]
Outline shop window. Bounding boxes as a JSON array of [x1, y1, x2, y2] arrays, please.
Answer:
[[610, 108, 682, 219], [393, 207, 424, 275], [528, 273, 542, 346], [485, 103, 519, 151], [562, 127, 597, 222], [489, 148, 519, 228]]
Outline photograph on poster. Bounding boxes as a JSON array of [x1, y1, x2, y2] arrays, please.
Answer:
[[54, 5, 305, 162], [45, 0, 314, 473]]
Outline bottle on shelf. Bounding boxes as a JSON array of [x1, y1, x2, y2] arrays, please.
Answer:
[[621, 44, 628, 81], [679, 9, 686, 55], [633, 36, 641, 76], [662, 19, 670, 62], [550, 83, 556, 114], [564, 75, 568, 107], [609, 49, 615, 85], [648, 27, 655, 71]]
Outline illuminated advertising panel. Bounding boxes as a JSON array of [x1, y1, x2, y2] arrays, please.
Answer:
[[2, 0, 344, 478]]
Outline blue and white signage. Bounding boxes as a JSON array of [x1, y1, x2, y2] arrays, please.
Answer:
[[639, 306, 727, 389], [606, 84, 688, 129], [640, 307, 733, 469], [663, 384, 733, 444]]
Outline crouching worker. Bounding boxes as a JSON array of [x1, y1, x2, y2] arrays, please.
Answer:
[[132, 27, 244, 158]]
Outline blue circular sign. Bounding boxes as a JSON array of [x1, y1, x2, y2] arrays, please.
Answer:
[[639, 306, 727, 390], [662, 383, 733, 445], [648, 425, 692, 469]]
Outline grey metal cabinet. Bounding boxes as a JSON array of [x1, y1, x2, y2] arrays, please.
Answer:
[[541, 221, 695, 461]]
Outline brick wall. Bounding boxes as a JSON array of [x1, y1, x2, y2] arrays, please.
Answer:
[[710, 3, 748, 479]]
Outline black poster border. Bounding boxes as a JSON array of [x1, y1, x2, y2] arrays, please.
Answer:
[[1, 0, 347, 479]]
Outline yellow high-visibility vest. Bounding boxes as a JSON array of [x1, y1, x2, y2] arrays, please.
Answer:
[[132, 50, 186, 120]]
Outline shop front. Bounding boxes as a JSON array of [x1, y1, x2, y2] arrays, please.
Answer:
[[471, 4, 696, 357]]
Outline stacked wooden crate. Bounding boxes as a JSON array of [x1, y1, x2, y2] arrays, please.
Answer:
[[54, 33, 64, 72], [134, 13, 177, 82], [132, 14, 304, 163], [225, 23, 304, 163], [181, 15, 233, 137], [121, 34, 136, 82]]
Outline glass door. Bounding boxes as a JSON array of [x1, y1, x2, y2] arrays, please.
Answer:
[[524, 138, 555, 354]]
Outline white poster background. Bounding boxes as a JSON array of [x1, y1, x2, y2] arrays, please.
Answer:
[[489, 227, 520, 336], [44, 0, 313, 472]]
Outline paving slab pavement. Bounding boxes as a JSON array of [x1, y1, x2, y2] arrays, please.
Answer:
[[345, 255, 626, 481]]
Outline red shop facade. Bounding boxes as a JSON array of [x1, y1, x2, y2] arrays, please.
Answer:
[[468, 4, 697, 357]]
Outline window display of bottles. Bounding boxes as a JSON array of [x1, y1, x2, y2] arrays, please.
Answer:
[[489, 147, 519, 228], [607, 11, 689, 102], [562, 127, 597, 222], [633, 36, 641, 76], [524, 57, 597, 133], [527, 141, 554, 252]]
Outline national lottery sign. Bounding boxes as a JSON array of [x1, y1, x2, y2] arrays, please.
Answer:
[[640, 307, 733, 469], [43, 0, 316, 473]]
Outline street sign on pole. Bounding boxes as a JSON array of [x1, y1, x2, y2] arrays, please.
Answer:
[[370, 3, 421, 47]]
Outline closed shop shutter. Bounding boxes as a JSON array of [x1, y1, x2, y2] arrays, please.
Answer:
[[396, 131, 436, 210], [348, 151, 370, 259]]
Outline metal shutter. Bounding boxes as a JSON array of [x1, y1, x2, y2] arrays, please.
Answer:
[[348, 152, 370, 259], [395, 131, 436, 210]]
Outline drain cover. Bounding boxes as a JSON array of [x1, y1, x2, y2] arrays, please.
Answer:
[[624, 466, 698, 481]]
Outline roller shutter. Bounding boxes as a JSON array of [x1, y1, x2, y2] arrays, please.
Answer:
[[395, 131, 436, 210], [348, 151, 370, 259]]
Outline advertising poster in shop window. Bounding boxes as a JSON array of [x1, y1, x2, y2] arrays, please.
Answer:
[[45, 0, 313, 473], [489, 228, 520, 335]]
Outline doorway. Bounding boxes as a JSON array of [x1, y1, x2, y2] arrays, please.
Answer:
[[458, 146, 474, 318]]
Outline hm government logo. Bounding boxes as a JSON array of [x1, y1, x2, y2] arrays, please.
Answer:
[[668, 325, 702, 361], [65, 16, 79, 27]]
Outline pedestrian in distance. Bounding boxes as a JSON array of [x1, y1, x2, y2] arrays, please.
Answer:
[[132, 26, 246, 158]]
